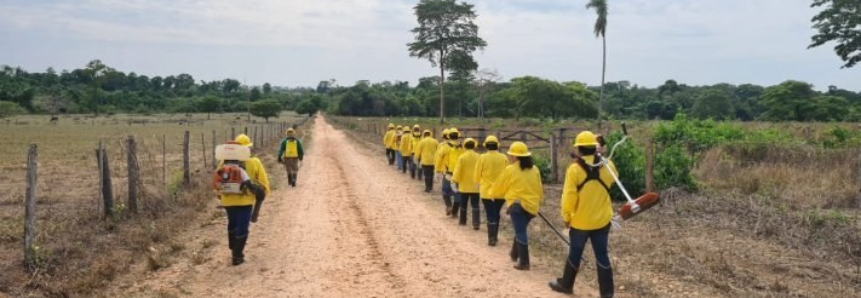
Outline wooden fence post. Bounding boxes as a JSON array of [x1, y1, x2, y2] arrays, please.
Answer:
[[126, 136, 138, 213], [162, 135, 166, 188], [101, 147, 114, 218], [97, 141, 104, 213], [646, 139, 655, 192], [183, 131, 190, 186], [201, 133, 207, 170], [231, 127, 236, 138], [212, 130, 217, 169], [550, 136, 558, 183], [24, 144, 37, 269]]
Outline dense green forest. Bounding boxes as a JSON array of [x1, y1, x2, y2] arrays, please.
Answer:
[[2, 61, 860, 122]]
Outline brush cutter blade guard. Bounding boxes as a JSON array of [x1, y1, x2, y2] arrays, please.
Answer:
[[618, 192, 660, 220]]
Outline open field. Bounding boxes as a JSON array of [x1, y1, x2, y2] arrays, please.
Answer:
[[0, 112, 308, 297]]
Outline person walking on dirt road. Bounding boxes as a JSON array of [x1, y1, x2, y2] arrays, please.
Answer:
[[414, 129, 438, 192], [548, 131, 617, 297], [489, 141, 544, 271], [383, 123, 396, 165], [216, 134, 270, 265], [452, 138, 481, 229], [410, 125, 423, 180], [399, 125, 415, 175], [436, 128, 464, 218], [278, 128, 305, 187], [475, 135, 508, 246]]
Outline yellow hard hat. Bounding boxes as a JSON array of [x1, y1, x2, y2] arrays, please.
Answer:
[[423, 129, 433, 137], [442, 129, 451, 139], [285, 128, 295, 135], [388, 123, 395, 129], [413, 124, 421, 131], [574, 131, 599, 147], [448, 127, 460, 139], [235, 134, 253, 147], [483, 135, 499, 147], [464, 138, 477, 148], [507, 142, 531, 157]]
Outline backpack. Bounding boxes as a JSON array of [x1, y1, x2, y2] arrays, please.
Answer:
[[213, 161, 251, 195], [575, 156, 611, 193]]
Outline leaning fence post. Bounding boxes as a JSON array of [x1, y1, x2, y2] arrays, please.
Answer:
[[211, 130, 217, 169], [162, 135, 166, 188], [183, 131, 190, 186], [550, 136, 558, 183], [101, 147, 114, 218], [127, 136, 138, 213], [24, 144, 37, 269], [201, 133, 207, 170], [645, 139, 655, 192]]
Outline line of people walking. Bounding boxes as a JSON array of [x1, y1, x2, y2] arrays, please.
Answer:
[[382, 123, 618, 297]]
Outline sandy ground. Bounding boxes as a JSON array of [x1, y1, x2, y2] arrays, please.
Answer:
[[107, 115, 597, 298]]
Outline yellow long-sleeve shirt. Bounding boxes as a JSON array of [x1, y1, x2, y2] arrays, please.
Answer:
[[435, 141, 462, 173], [561, 155, 617, 230], [400, 134, 414, 157], [488, 161, 544, 215], [218, 157, 270, 207], [410, 133, 422, 156], [384, 130, 395, 149], [415, 137, 439, 166], [452, 150, 480, 193], [434, 140, 448, 173], [475, 150, 508, 199]]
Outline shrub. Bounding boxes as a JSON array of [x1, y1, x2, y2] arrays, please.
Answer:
[[0, 101, 27, 117], [533, 155, 552, 184]]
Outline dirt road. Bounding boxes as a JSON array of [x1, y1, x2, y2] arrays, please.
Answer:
[[110, 115, 596, 297]]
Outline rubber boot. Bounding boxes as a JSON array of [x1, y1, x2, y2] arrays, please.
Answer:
[[598, 266, 614, 298], [513, 243, 530, 270], [292, 173, 298, 186], [458, 202, 468, 226], [451, 197, 461, 219], [509, 241, 519, 262], [443, 196, 452, 215], [472, 208, 481, 230], [487, 223, 498, 246], [227, 230, 236, 250], [424, 174, 433, 192], [232, 235, 247, 266], [548, 261, 578, 294]]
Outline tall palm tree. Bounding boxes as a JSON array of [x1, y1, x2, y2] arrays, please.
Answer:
[[587, 0, 608, 128]]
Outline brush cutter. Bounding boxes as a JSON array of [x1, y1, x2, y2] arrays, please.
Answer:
[[599, 123, 660, 220]]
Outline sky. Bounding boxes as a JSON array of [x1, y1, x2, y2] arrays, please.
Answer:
[[0, 0, 858, 90]]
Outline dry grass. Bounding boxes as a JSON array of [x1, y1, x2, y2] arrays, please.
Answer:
[[0, 112, 307, 297]]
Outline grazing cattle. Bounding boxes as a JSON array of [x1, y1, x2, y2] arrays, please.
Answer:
[[49, 116, 59, 125]]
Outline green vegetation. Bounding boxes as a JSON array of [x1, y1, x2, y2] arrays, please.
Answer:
[[809, 0, 861, 68]]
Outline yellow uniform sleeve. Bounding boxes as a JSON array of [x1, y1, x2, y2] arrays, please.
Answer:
[[561, 164, 580, 224], [435, 144, 449, 173], [415, 139, 424, 161], [488, 165, 513, 201], [248, 157, 271, 195]]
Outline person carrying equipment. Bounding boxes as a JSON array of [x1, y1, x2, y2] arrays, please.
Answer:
[[395, 125, 404, 171], [452, 138, 481, 229], [475, 135, 508, 246], [399, 125, 415, 175], [277, 128, 305, 187], [436, 128, 464, 218], [414, 129, 439, 192], [213, 134, 270, 266], [383, 123, 396, 165], [489, 142, 543, 271], [410, 125, 423, 180], [548, 131, 617, 297]]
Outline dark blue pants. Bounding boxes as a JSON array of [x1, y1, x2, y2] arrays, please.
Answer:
[[401, 155, 413, 174], [509, 203, 534, 244], [568, 224, 612, 269], [416, 158, 423, 179], [396, 152, 403, 170], [422, 166, 434, 191], [459, 193, 481, 226], [482, 199, 505, 225], [225, 205, 253, 238]]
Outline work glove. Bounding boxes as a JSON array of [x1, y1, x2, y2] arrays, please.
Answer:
[[611, 213, 622, 231]]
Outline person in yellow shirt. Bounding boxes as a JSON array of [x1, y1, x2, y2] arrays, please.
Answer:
[[475, 135, 508, 246], [549, 131, 617, 297], [383, 123, 396, 165], [488, 141, 543, 271], [409, 125, 422, 179], [399, 126, 414, 175], [452, 138, 481, 229], [436, 128, 463, 218], [216, 134, 270, 266], [414, 129, 439, 192]]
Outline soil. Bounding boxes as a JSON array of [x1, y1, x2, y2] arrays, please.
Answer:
[[104, 115, 598, 297]]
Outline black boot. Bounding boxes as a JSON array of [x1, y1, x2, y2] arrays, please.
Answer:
[[424, 175, 433, 192], [458, 202, 467, 225], [487, 223, 498, 246], [443, 196, 452, 215], [292, 173, 298, 186], [513, 242, 530, 270], [227, 230, 236, 250], [509, 241, 519, 262], [598, 266, 614, 298], [548, 261, 578, 294], [451, 198, 461, 219], [232, 235, 247, 266], [472, 208, 481, 230]]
